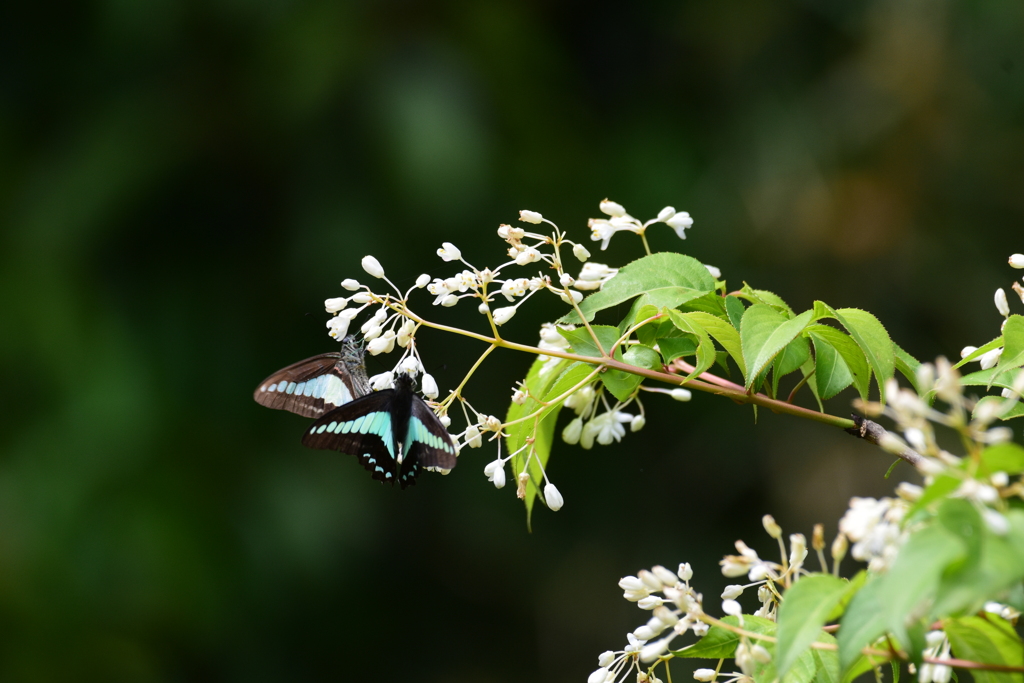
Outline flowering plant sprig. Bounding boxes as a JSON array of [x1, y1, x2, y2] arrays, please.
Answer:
[[316, 200, 1024, 523], [587, 355, 1024, 683]]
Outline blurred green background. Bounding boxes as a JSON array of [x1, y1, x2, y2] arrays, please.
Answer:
[[1, 1, 1022, 681]]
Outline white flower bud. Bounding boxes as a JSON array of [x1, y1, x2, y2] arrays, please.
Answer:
[[670, 388, 692, 402], [415, 273, 431, 288], [705, 264, 721, 279], [983, 509, 1009, 535], [651, 565, 677, 586], [361, 255, 385, 279], [341, 278, 361, 291], [437, 242, 462, 262], [722, 599, 742, 616], [369, 371, 394, 391], [573, 243, 591, 262], [559, 273, 575, 287], [324, 297, 348, 313], [677, 563, 693, 581], [722, 585, 744, 600], [996, 288, 1010, 317], [599, 199, 627, 217], [1010, 254, 1024, 269], [960, 346, 978, 359], [367, 336, 390, 356], [588, 668, 611, 683], [693, 669, 717, 682], [640, 637, 672, 663], [351, 292, 372, 303], [750, 644, 772, 664], [464, 425, 483, 448], [492, 306, 517, 325], [544, 482, 564, 511], [655, 206, 675, 222], [630, 415, 646, 432], [439, 414, 451, 427], [417, 372, 439, 399], [511, 389, 526, 405], [562, 417, 583, 444], [481, 414, 502, 432], [559, 289, 584, 305], [762, 514, 782, 538], [519, 209, 543, 224], [399, 356, 420, 375], [440, 293, 459, 307], [979, 347, 1003, 370]]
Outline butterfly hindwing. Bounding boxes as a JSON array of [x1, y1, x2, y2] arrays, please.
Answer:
[[254, 339, 369, 418], [302, 390, 404, 485], [405, 397, 458, 472]]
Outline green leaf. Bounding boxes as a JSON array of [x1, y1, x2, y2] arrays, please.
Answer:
[[776, 574, 850, 677], [906, 474, 961, 519], [833, 308, 894, 398], [685, 310, 746, 377], [809, 333, 855, 400], [558, 325, 620, 358], [980, 443, 1024, 475], [741, 305, 815, 390], [996, 315, 1024, 375], [658, 335, 698, 364], [944, 616, 1024, 683], [811, 638, 841, 683], [667, 310, 717, 382], [506, 361, 594, 526], [806, 325, 870, 401], [675, 615, 777, 659], [775, 336, 812, 380], [726, 295, 746, 330], [837, 578, 889, 674], [932, 507, 1024, 618], [960, 366, 1022, 390], [894, 343, 923, 394], [560, 253, 715, 323], [740, 284, 795, 315], [676, 291, 729, 318], [602, 344, 659, 402], [839, 655, 876, 683], [973, 396, 1024, 421]]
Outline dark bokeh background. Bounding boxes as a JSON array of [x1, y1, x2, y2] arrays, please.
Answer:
[[2, 2, 1022, 681]]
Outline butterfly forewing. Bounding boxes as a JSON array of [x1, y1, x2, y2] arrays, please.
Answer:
[[254, 342, 369, 418], [405, 399, 458, 472]]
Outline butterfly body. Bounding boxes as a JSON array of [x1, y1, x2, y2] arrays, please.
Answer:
[[255, 337, 456, 488]]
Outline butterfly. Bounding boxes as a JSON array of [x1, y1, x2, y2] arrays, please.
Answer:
[[254, 337, 457, 488]]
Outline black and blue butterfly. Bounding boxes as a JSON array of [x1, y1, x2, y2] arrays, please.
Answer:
[[254, 337, 457, 488]]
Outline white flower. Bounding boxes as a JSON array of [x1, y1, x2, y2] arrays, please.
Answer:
[[492, 306, 517, 325], [665, 211, 693, 239], [721, 585, 744, 600], [421, 373, 439, 399], [575, 262, 618, 290], [589, 219, 619, 251], [722, 599, 742, 616], [979, 347, 1003, 370], [1010, 254, 1024, 269], [544, 483, 564, 511], [341, 278, 361, 291], [464, 425, 483, 448], [399, 356, 420, 375], [326, 316, 350, 340], [515, 247, 542, 265], [573, 243, 591, 261], [361, 255, 385, 279], [324, 297, 348, 313], [437, 242, 462, 262], [670, 388, 692, 402], [369, 371, 394, 391], [559, 272, 575, 287], [983, 509, 1009, 535], [484, 459, 506, 488], [996, 288, 1010, 317], [367, 336, 392, 356], [519, 209, 543, 224], [600, 199, 627, 217]]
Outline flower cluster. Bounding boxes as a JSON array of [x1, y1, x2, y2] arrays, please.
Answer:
[[589, 199, 694, 250], [317, 199, 701, 511]]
